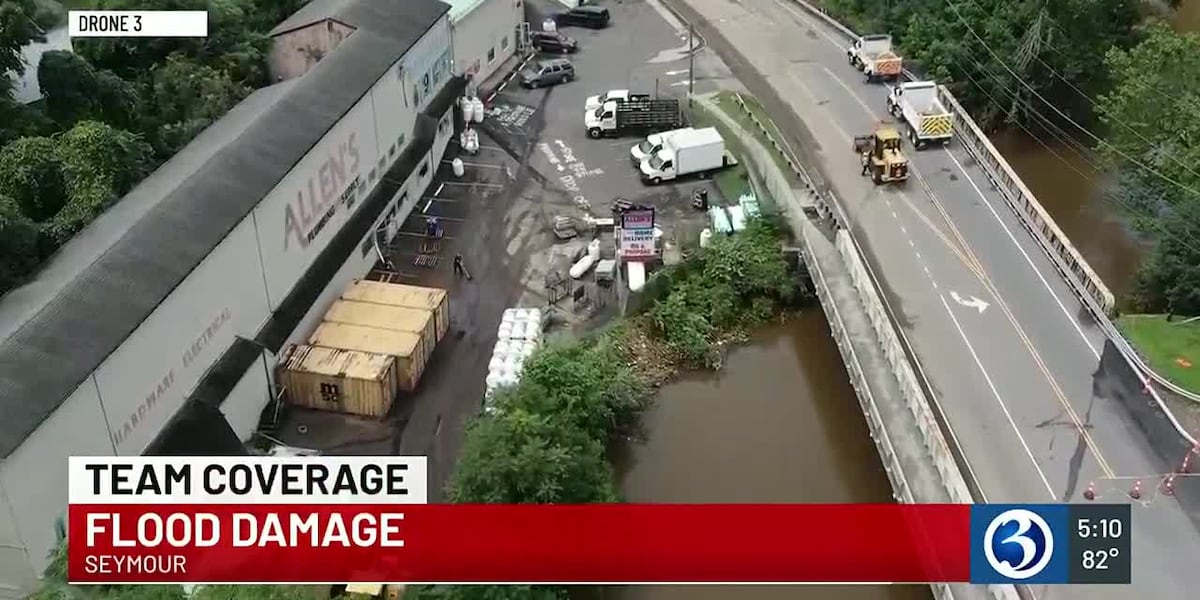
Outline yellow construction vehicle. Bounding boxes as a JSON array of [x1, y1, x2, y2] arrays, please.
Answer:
[[853, 126, 909, 185]]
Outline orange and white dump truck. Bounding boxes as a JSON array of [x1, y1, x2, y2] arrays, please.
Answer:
[[847, 34, 903, 82]]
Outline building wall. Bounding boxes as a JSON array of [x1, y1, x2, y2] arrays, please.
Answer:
[[267, 20, 356, 82], [0, 380, 116, 596], [93, 219, 271, 456], [451, 0, 522, 84], [0, 18, 459, 599]]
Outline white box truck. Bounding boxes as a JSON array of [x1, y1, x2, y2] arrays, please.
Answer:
[[886, 81, 953, 149], [639, 127, 728, 185], [630, 127, 693, 166]]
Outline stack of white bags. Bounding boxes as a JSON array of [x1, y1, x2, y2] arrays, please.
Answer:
[[483, 308, 545, 412]]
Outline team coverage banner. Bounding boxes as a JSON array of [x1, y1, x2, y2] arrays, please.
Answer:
[[69, 456, 971, 584]]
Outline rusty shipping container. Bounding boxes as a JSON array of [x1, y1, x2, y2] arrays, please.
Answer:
[[342, 280, 450, 342], [277, 345, 399, 417], [309, 322, 428, 392]]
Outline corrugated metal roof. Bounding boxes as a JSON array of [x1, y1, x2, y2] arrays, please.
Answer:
[[309, 323, 421, 358], [0, 0, 451, 459], [341, 280, 448, 311], [282, 345, 394, 381], [323, 300, 433, 334]]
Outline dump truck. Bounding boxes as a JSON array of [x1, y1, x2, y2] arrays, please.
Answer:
[[886, 81, 953, 149], [585, 98, 682, 138], [853, 126, 908, 185], [847, 34, 903, 82]]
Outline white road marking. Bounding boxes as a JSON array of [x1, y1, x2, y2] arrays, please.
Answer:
[[434, 182, 444, 196], [939, 295, 1057, 499], [664, 69, 689, 76], [443, 160, 506, 169], [942, 149, 1101, 359], [670, 80, 691, 87], [440, 181, 504, 189], [949, 291, 990, 314], [422, 199, 432, 213]]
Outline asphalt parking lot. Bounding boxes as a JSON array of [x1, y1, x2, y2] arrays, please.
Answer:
[[486, 0, 729, 218]]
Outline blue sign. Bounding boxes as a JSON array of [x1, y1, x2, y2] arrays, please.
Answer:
[[970, 504, 1069, 584]]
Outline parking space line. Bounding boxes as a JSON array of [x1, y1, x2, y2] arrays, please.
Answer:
[[434, 182, 445, 196], [443, 160, 507, 169], [440, 181, 504, 189], [422, 195, 459, 204]]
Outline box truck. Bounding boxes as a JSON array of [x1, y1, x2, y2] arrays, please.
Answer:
[[639, 127, 729, 185], [630, 127, 694, 166]]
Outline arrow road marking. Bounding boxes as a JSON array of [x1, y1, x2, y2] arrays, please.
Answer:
[[949, 291, 990, 314]]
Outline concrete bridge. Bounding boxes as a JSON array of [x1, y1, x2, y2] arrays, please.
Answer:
[[664, 0, 1200, 598]]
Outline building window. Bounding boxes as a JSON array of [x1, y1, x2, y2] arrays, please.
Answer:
[[422, 72, 431, 97], [378, 156, 386, 171], [413, 84, 421, 106], [319, 383, 341, 404], [398, 133, 406, 148], [361, 234, 374, 257], [439, 115, 449, 133], [369, 168, 377, 182], [501, 35, 509, 50], [389, 143, 397, 158], [419, 160, 430, 178], [487, 47, 496, 64]]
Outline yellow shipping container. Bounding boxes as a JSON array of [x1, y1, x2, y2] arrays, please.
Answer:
[[309, 322, 427, 391], [343, 280, 450, 342], [323, 300, 437, 366], [277, 345, 399, 417]]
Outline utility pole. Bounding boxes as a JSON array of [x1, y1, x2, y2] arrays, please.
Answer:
[[688, 25, 695, 106]]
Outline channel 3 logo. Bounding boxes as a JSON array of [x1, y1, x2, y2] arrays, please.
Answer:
[[970, 504, 1068, 584]]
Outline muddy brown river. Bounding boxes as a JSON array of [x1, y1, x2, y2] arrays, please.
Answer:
[[604, 314, 931, 600]]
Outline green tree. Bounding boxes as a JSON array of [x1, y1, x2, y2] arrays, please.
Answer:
[[38, 50, 138, 128], [1096, 25, 1200, 315], [0, 193, 41, 293], [147, 53, 250, 156], [0, 135, 66, 220], [448, 407, 618, 504], [0, 0, 43, 77], [47, 121, 152, 242]]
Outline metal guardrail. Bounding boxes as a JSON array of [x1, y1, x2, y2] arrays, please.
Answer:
[[783, 0, 1200, 431]]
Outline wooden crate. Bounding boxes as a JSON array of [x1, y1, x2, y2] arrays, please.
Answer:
[[343, 280, 450, 342], [309, 322, 427, 391], [277, 345, 399, 417]]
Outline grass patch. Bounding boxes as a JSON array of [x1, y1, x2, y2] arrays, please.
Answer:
[[1116, 314, 1200, 393], [685, 104, 754, 201], [711, 90, 800, 180]]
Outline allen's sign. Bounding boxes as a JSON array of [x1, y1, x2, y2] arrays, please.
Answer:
[[283, 132, 362, 251]]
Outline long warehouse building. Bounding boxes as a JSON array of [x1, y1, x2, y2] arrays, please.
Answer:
[[0, 0, 465, 595]]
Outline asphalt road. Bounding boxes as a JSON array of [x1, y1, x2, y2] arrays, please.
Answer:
[[666, 0, 1200, 596]]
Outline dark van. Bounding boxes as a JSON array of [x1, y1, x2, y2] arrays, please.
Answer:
[[555, 5, 610, 29]]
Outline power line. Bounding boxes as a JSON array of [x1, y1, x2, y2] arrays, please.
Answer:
[[948, 53, 1200, 254], [945, 0, 1200, 202]]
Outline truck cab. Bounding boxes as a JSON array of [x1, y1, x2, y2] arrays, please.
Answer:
[[630, 127, 693, 166], [585, 89, 650, 112], [847, 34, 901, 82]]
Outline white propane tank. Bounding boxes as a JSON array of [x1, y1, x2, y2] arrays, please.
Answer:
[[461, 96, 475, 122], [588, 238, 601, 259], [511, 308, 531, 322], [509, 319, 528, 340], [494, 339, 512, 356], [488, 353, 507, 372], [526, 308, 543, 327], [502, 308, 519, 323], [452, 157, 465, 177], [471, 98, 485, 123], [542, 18, 557, 32], [485, 371, 504, 389], [700, 228, 713, 248], [463, 128, 480, 153], [497, 321, 514, 339]]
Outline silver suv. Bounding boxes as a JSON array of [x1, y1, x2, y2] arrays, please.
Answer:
[[520, 59, 575, 89]]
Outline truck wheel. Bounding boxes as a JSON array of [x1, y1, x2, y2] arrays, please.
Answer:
[[561, 75, 570, 83], [588, 128, 602, 139], [872, 169, 882, 185], [651, 177, 662, 185]]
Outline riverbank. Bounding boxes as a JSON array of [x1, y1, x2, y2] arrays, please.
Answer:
[[1117, 314, 1200, 393]]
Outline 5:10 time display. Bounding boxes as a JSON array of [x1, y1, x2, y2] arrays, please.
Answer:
[[1077, 517, 1124, 539]]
